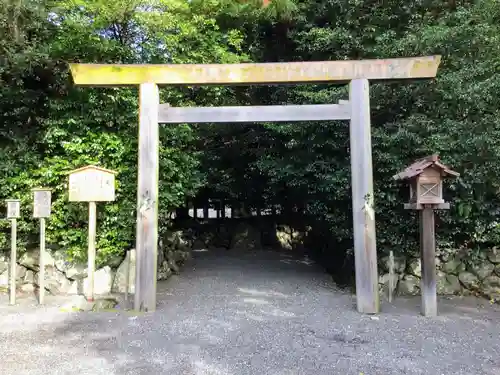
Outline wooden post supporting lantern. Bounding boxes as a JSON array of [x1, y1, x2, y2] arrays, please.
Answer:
[[393, 155, 459, 317], [68, 165, 117, 302], [5, 199, 20, 305], [32, 188, 52, 304]]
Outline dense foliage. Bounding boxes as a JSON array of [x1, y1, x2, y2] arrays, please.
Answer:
[[0, 0, 244, 264], [1, 0, 499, 275]]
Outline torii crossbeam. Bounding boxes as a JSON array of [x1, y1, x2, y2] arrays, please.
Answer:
[[69, 56, 441, 314]]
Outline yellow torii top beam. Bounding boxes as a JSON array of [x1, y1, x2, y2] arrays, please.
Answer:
[[69, 55, 441, 86]]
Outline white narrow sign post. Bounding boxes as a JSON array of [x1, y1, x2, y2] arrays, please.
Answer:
[[87, 200, 97, 301], [6, 199, 20, 305], [68, 165, 117, 302], [33, 188, 52, 304]]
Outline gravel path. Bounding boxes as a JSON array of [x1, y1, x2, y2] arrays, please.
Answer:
[[0, 248, 499, 375]]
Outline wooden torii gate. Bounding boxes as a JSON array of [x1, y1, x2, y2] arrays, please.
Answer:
[[69, 56, 441, 314]]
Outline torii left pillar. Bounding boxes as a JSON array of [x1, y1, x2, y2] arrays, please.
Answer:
[[135, 83, 160, 312]]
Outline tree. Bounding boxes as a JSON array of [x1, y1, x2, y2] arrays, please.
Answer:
[[200, 0, 500, 275], [0, 0, 247, 263]]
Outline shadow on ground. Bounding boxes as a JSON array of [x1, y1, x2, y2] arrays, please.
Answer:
[[0, 248, 499, 375]]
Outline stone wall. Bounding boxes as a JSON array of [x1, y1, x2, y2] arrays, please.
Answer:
[[0, 222, 269, 298], [2, 220, 499, 304], [179, 220, 305, 252], [0, 249, 114, 296], [378, 247, 500, 301], [0, 220, 274, 297], [0, 229, 193, 297]]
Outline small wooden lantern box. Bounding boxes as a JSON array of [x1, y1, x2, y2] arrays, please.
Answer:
[[392, 154, 459, 317], [393, 154, 459, 209]]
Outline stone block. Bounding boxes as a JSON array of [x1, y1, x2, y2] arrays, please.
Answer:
[[398, 275, 420, 295], [482, 275, 500, 301], [380, 255, 406, 273], [19, 249, 55, 270], [459, 271, 479, 290], [437, 272, 461, 295], [112, 249, 135, 294], [487, 247, 500, 264], [470, 261, 495, 281]]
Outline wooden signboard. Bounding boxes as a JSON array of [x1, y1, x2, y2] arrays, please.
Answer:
[[33, 188, 52, 218], [68, 165, 116, 202], [68, 165, 117, 302], [32, 188, 52, 304], [6, 199, 20, 219]]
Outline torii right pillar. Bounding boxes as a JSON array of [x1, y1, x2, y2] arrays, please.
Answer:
[[349, 79, 379, 314]]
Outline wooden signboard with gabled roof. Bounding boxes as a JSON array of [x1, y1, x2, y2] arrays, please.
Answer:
[[393, 154, 459, 210], [68, 165, 117, 202], [68, 165, 117, 302]]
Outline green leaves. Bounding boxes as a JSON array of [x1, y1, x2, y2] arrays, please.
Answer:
[[0, 0, 246, 262], [197, 0, 500, 261], [1, 0, 499, 269]]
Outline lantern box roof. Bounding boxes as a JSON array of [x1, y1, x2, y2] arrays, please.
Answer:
[[393, 154, 459, 181]]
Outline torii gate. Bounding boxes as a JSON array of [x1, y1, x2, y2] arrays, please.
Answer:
[[69, 56, 441, 313]]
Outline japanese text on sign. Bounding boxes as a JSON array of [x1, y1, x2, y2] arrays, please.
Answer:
[[33, 190, 52, 218], [68, 166, 116, 202], [6, 200, 20, 219]]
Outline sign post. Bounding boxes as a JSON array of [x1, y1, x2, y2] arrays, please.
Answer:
[[32, 188, 52, 304], [124, 249, 131, 308], [5, 199, 20, 305], [68, 165, 117, 302]]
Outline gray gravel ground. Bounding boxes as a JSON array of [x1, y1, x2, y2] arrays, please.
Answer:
[[0, 248, 500, 375]]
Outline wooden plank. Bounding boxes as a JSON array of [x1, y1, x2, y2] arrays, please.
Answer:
[[134, 83, 160, 312], [39, 218, 46, 304], [87, 201, 97, 302], [69, 166, 116, 202], [9, 219, 17, 305], [158, 104, 350, 123], [420, 208, 437, 317], [349, 79, 379, 314], [69, 56, 441, 86]]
